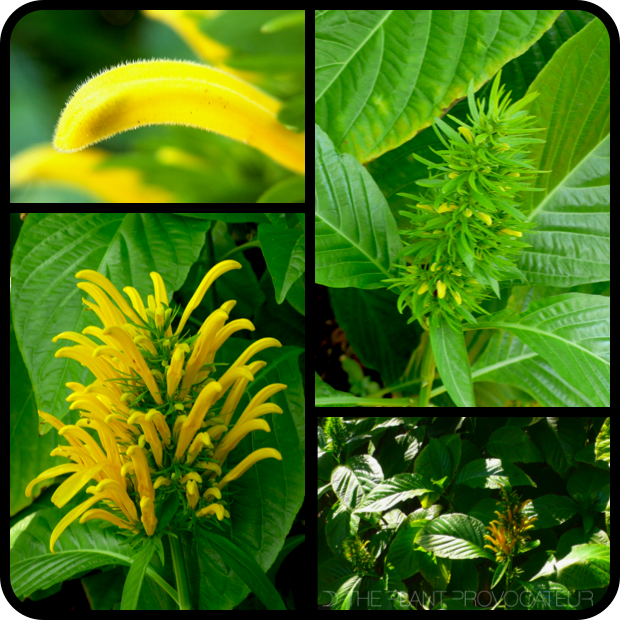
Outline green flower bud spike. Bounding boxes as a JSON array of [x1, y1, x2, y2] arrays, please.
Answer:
[[383, 70, 549, 332]]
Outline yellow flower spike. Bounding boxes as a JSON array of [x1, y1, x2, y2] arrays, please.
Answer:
[[417, 282, 429, 295], [26, 261, 288, 554], [53, 59, 305, 175], [451, 290, 462, 305], [465, 208, 473, 217], [500, 229, 523, 237]]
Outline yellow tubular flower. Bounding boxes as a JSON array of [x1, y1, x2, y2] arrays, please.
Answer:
[[179, 310, 230, 395], [167, 347, 186, 397], [175, 260, 242, 336], [126, 446, 156, 503], [217, 448, 283, 491], [226, 338, 282, 372], [213, 419, 272, 464], [174, 382, 223, 460], [76, 270, 144, 325], [53, 60, 305, 175], [234, 383, 287, 426], [9, 145, 175, 204], [140, 497, 157, 536], [26, 260, 287, 550], [195, 503, 228, 520], [186, 432, 214, 465]]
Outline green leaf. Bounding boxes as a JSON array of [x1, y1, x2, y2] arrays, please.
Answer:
[[200, 530, 287, 610], [121, 541, 157, 610], [315, 10, 562, 165], [354, 473, 437, 513], [315, 124, 403, 290], [467, 79, 480, 123], [156, 493, 180, 534], [10, 507, 177, 603], [595, 418, 610, 465], [491, 560, 509, 589], [430, 316, 476, 407], [474, 294, 610, 407], [521, 18, 610, 287], [416, 513, 494, 560]]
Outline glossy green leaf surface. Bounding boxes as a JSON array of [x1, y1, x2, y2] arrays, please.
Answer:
[[430, 317, 475, 408], [315, 124, 402, 290], [521, 18, 610, 287], [315, 10, 561, 164], [473, 294, 610, 407], [200, 530, 286, 610]]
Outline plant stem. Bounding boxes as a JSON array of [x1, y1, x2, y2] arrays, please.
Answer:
[[418, 333, 435, 407], [168, 532, 192, 610]]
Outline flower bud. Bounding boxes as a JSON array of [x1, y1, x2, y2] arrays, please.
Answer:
[[436, 280, 446, 299], [458, 126, 474, 143]]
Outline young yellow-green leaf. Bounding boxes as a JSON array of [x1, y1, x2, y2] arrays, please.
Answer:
[[53, 59, 305, 175]]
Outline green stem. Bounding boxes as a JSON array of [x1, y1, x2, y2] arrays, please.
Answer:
[[168, 532, 192, 610], [418, 333, 435, 407]]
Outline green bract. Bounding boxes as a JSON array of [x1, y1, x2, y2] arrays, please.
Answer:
[[383, 71, 549, 332]]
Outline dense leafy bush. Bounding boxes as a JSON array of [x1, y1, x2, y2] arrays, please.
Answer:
[[318, 417, 610, 610]]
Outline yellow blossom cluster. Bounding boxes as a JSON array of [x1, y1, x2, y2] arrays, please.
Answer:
[[484, 485, 538, 564], [26, 260, 286, 553]]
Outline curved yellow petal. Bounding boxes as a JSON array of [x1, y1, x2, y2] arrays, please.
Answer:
[[142, 11, 230, 65], [53, 59, 305, 175], [10, 144, 175, 203], [217, 447, 282, 491]]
